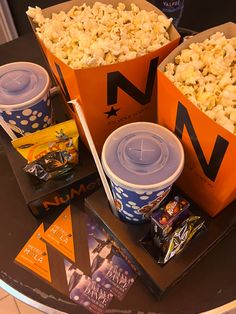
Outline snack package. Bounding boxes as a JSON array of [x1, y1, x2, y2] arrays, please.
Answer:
[[151, 196, 190, 241], [12, 119, 79, 180], [157, 215, 205, 264], [141, 195, 205, 264]]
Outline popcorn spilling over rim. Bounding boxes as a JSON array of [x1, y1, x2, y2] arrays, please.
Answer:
[[27, 2, 172, 69], [164, 32, 236, 135]]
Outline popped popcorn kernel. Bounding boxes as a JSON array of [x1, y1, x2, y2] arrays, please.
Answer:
[[164, 32, 236, 135], [27, 2, 172, 69]]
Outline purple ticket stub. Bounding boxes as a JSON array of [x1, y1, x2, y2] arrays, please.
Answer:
[[64, 260, 113, 314], [92, 258, 135, 301], [87, 217, 135, 300]]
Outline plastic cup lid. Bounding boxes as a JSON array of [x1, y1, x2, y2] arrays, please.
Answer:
[[102, 122, 184, 190], [0, 62, 50, 109]]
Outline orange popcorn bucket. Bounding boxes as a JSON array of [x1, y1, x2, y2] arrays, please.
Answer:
[[157, 22, 236, 216], [28, 0, 180, 154]]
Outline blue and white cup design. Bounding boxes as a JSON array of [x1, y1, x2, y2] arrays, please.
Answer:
[[110, 181, 172, 223], [0, 94, 52, 137], [102, 122, 184, 224], [0, 62, 53, 137]]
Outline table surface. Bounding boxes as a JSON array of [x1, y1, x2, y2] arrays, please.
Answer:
[[1, 32, 236, 314]]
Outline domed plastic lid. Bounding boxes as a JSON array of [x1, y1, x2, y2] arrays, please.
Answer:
[[0, 62, 49, 109], [102, 122, 184, 190]]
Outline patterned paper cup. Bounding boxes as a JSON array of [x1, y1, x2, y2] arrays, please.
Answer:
[[0, 62, 53, 137], [102, 122, 184, 224]]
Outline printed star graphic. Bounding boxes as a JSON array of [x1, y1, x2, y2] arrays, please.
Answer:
[[104, 106, 120, 118]]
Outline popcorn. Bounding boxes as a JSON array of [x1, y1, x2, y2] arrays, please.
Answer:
[[164, 32, 236, 135], [27, 3, 172, 69]]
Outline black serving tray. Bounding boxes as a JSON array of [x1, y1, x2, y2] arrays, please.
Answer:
[[85, 187, 236, 297], [0, 93, 100, 217]]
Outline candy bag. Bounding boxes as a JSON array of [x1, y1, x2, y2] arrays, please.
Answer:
[[141, 196, 206, 265], [151, 195, 190, 241], [12, 119, 79, 181], [157, 215, 205, 264]]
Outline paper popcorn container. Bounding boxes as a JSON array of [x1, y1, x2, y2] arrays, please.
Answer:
[[157, 22, 236, 216], [28, 0, 180, 154]]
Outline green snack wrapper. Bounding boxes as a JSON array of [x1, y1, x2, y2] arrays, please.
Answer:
[[158, 215, 205, 264]]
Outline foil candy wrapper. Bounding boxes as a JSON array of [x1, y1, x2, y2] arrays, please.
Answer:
[[12, 119, 79, 181], [157, 215, 205, 264], [24, 150, 75, 181], [143, 195, 206, 264]]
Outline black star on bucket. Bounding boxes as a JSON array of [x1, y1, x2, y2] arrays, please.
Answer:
[[104, 106, 120, 118]]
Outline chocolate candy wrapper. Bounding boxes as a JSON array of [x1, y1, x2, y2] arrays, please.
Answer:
[[12, 119, 79, 181], [140, 195, 206, 265], [24, 150, 75, 181], [158, 216, 205, 264], [151, 195, 190, 241]]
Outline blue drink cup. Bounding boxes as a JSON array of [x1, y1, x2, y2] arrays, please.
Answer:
[[101, 122, 184, 224], [0, 62, 52, 137]]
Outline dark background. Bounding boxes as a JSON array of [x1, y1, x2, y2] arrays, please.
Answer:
[[1, 2, 236, 313], [7, 0, 236, 37]]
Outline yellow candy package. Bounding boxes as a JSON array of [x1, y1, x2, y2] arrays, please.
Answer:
[[12, 120, 79, 181]]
